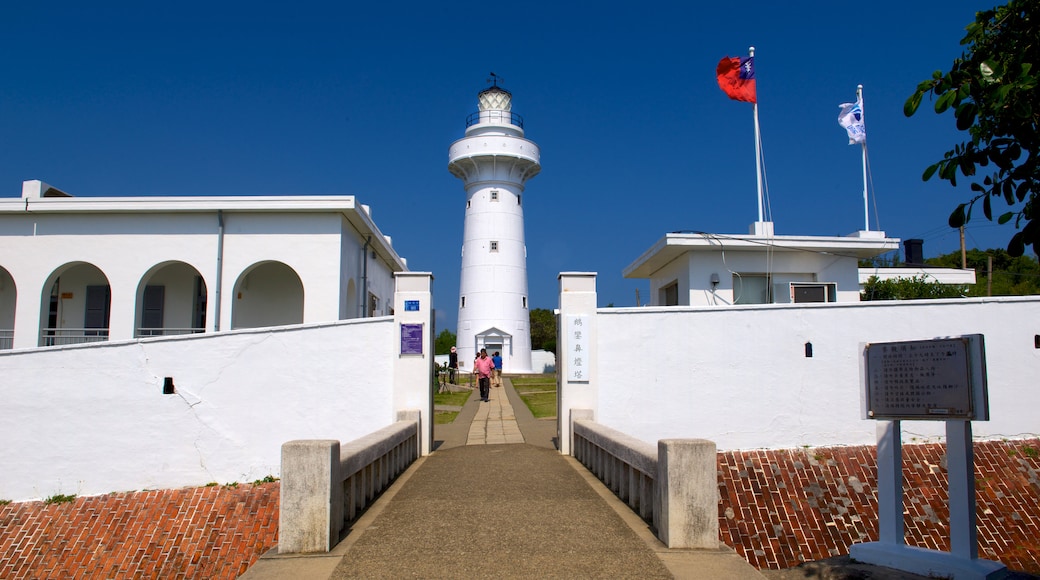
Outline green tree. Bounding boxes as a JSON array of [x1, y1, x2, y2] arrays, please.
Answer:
[[434, 329, 456, 355], [861, 275, 968, 301], [926, 248, 1040, 295], [529, 308, 556, 354], [904, 1, 1040, 257]]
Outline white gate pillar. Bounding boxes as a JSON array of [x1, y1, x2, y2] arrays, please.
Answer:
[[393, 272, 434, 456], [557, 272, 598, 455]]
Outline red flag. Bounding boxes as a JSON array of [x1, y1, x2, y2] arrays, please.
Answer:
[[716, 56, 756, 103]]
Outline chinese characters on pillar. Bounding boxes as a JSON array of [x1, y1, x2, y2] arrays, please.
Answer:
[[566, 314, 589, 382]]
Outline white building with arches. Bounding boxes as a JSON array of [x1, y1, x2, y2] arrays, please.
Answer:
[[0, 180, 406, 351]]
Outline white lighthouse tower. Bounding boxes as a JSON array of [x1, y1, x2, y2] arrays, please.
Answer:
[[448, 80, 541, 373]]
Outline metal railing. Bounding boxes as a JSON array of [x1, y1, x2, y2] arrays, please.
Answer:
[[465, 110, 524, 129], [136, 327, 205, 337], [40, 328, 109, 347], [0, 329, 12, 350]]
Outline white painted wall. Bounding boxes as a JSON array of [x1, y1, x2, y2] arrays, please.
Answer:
[[559, 274, 1040, 452], [0, 318, 401, 501]]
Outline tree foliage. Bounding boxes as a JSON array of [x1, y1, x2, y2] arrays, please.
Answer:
[[434, 329, 456, 355], [904, 1, 1039, 257], [926, 248, 1040, 295], [529, 308, 556, 354]]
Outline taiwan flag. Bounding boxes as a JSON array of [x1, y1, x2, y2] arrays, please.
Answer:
[[716, 56, 756, 103]]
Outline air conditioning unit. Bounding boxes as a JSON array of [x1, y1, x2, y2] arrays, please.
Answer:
[[789, 282, 837, 303]]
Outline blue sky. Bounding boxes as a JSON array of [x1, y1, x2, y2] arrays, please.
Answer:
[[1, 1, 1013, 332]]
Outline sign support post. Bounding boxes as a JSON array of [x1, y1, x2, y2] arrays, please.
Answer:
[[851, 335, 1006, 579]]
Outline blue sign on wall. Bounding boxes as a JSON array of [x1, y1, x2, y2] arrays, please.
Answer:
[[400, 323, 423, 355], [404, 300, 420, 312]]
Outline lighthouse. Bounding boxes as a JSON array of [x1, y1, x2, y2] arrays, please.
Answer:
[[448, 80, 541, 373]]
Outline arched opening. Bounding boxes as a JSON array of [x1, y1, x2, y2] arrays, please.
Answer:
[[231, 261, 304, 329], [345, 278, 357, 320], [39, 262, 111, 346], [135, 261, 208, 337], [0, 266, 16, 349]]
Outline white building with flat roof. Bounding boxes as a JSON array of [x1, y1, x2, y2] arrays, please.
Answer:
[[0, 180, 407, 350], [624, 226, 899, 307]]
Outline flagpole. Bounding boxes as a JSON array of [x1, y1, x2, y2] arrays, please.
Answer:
[[751, 46, 764, 224], [859, 84, 869, 232]]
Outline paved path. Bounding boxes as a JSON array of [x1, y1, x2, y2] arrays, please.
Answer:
[[243, 379, 762, 579], [467, 383, 525, 445]]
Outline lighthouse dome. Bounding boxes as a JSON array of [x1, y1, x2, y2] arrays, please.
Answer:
[[478, 86, 512, 112]]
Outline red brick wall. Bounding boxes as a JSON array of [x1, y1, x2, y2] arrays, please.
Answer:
[[2, 439, 1038, 577], [718, 438, 1040, 573], [0, 483, 279, 579]]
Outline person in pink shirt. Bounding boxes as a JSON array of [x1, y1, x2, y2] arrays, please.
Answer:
[[472, 348, 494, 402]]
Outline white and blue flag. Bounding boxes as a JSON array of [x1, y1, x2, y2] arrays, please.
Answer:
[[838, 99, 866, 144]]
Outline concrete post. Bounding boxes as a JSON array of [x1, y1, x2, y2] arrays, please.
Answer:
[[557, 272, 597, 456], [279, 440, 342, 553], [656, 439, 719, 549], [393, 272, 434, 456], [569, 408, 594, 457]]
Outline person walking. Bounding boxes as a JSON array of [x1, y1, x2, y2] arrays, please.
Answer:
[[448, 346, 458, 384], [491, 351, 503, 387], [473, 348, 493, 402]]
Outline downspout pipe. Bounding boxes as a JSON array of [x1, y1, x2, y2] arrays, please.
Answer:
[[214, 210, 224, 331], [361, 236, 370, 318]]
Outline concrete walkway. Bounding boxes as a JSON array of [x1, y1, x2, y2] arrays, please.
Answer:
[[243, 379, 762, 579], [467, 382, 525, 445]]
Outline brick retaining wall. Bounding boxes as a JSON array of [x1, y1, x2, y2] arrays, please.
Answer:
[[1, 439, 1037, 577], [0, 483, 279, 579], [719, 438, 1040, 573]]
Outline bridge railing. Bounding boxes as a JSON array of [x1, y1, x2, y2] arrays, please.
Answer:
[[571, 410, 718, 549], [278, 410, 421, 553]]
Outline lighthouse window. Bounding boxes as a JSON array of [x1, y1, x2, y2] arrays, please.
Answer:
[[490, 241, 499, 252], [490, 190, 499, 201], [522, 296, 527, 309], [461, 296, 466, 308], [517, 194, 521, 206]]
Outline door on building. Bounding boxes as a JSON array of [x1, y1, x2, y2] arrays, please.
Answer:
[[84, 285, 111, 339], [141, 285, 164, 336]]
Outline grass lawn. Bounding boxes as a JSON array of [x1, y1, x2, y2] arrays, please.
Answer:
[[434, 411, 459, 424], [433, 389, 472, 424], [509, 375, 557, 419], [434, 390, 472, 407]]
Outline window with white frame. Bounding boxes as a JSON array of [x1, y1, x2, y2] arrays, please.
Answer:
[[490, 190, 499, 201], [490, 241, 499, 252]]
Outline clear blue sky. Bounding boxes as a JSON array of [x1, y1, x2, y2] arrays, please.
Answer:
[[1, 1, 1013, 332]]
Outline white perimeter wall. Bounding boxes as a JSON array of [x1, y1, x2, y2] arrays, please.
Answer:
[[559, 276, 1039, 452], [0, 318, 397, 501]]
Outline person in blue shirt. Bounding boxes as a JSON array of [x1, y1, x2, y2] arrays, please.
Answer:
[[491, 351, 503, 388]]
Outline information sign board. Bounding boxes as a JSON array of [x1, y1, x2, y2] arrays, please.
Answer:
[[862, 335, 988, 421], [400, 323, 424, 356]]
